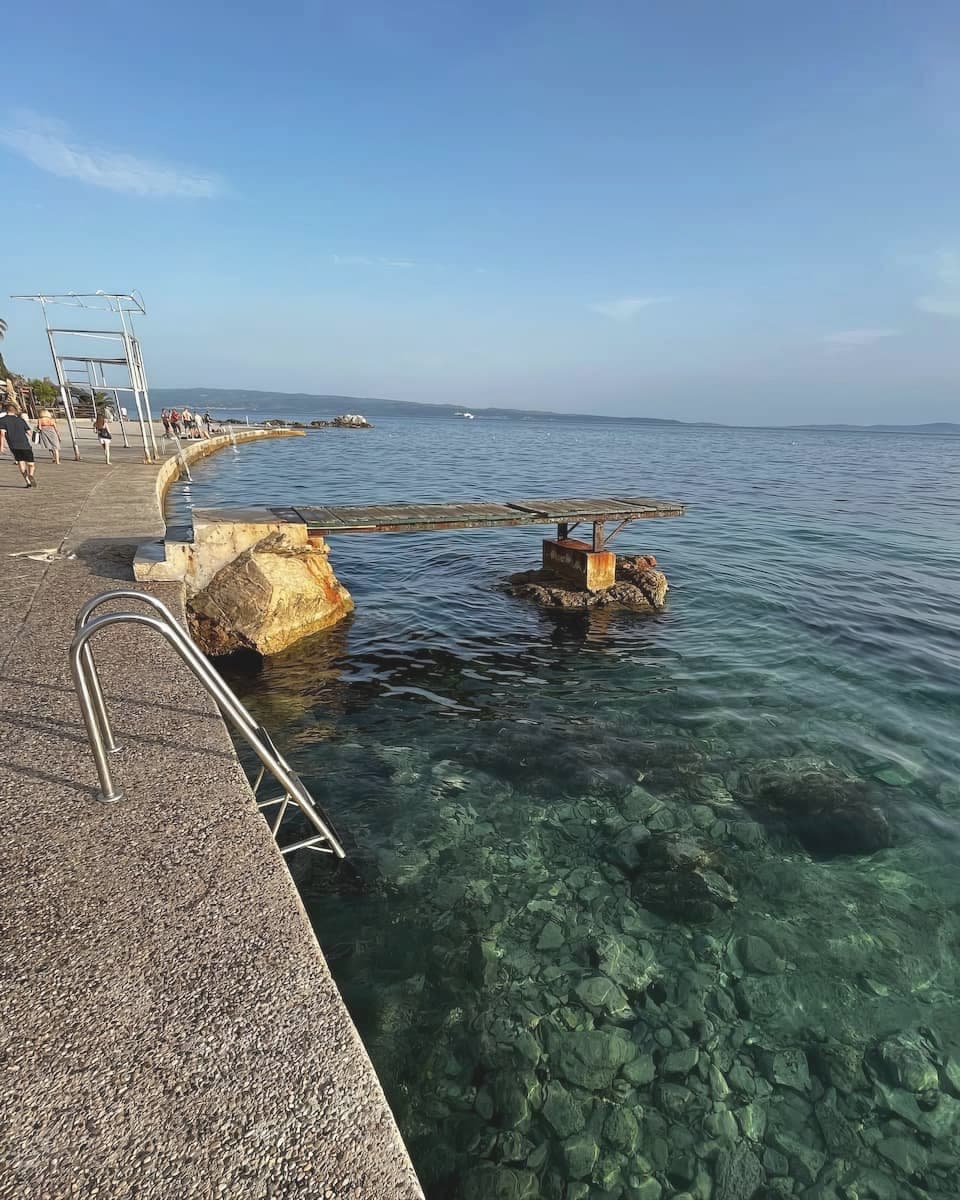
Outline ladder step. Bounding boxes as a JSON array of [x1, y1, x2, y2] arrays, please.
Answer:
[[280, 833, 337, 855], [256, 794, 291, 809]]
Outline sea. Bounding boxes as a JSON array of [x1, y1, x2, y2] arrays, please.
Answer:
[[167, 417, 960, 1200]]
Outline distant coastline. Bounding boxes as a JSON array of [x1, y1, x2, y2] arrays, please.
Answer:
[[152, 387, 960, 436]]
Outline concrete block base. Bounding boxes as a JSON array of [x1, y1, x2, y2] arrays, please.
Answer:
[[543, 538, 616, 592]]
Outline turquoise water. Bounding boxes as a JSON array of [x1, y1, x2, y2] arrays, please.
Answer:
[[170, 421, 960, 1199]]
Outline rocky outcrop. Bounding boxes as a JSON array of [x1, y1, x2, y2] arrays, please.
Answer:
[[310, 414, 373, 429], [504, 554, 668, 612], [187, 529, 353, 656]]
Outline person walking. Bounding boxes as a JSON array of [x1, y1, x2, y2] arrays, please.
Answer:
[[93, 410, 113, 465], [36, 409, 62, 465], [161, 409, 172, 437], [170, 409, 181, 436], [0, 404, 37, 487], [181, 407, 193, 433]]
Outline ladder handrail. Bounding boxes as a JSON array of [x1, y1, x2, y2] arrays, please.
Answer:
[[75, 590, 263, 744], [69, 593, 345, 858]]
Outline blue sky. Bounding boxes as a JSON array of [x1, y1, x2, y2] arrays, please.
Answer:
[[2, 1, 959, 424]]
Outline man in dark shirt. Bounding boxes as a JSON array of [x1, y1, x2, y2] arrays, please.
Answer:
[[0, 404, 37, 487]]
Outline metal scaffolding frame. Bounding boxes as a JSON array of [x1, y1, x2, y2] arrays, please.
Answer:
[[10, 291, 160, 462]]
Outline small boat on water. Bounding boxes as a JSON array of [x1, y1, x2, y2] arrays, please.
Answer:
[[455, 411, 476, 419]]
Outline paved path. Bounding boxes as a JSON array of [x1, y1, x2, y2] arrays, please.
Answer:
[[0, 438, 423, 1199]]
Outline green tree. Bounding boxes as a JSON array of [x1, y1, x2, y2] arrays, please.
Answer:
[[29, 377, 59, 406]]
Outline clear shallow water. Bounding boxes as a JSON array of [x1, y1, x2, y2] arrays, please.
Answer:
[[170, 421, 960, 1199]]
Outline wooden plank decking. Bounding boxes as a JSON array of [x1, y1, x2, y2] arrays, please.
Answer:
[[283, 496, 684, 535]]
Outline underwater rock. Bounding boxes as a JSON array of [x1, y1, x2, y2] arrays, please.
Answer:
[[663, 1047, 700, 1077], [714, 1143, 764, 1200], [737, 1101, 768, 1143], [461, 1165, 539, 1200], [542, 1082, 585, 1138], [809, 1039, 866, 1093], [575, 975, 633, 1020], [748, 767, 892, 857], [942, 1056, 960, 1097], [536, 922, 565, 951], [815, 1101, 860, 1157], [655, 1082, 695, 1117], [603, 1106, 640, 1153], [622, 1052, 656, 1087], [875, 1081, 960, 1140], [622, 834, 737, 923], [626, 1178, 663, 1200], [875, 1031, 940, 1093], [597, 934, 657, 993], [876, 1136, 928, 1176], [547, 1027, 637, 1090], [735, 935, 784, 976], [767, 1129, 825, 1185], [561, 1131, 600, 1179], [760, 1048, 811, 1092]]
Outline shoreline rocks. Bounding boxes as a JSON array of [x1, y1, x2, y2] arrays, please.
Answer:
[[310, 413, 373, 429]]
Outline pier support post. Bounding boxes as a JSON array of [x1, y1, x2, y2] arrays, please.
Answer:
[[543, 537, 616, 592]]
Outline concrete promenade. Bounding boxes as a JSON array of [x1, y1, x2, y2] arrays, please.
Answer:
[[0, 433, 424, 1199]]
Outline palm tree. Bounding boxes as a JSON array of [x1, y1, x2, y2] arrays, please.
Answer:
[[0, 318, 8, 381]]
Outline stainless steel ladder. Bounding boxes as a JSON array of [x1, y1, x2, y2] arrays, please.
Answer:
[[69, 590, 346, 859]]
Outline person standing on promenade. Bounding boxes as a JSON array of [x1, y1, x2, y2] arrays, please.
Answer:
[[36, 409, 61, 465], [161, 409, 172, 437], [93, 410, 113, 465], [0, 403, 37, 487]]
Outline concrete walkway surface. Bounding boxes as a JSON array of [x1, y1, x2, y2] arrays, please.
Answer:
[[0, 437, 424, 1199]]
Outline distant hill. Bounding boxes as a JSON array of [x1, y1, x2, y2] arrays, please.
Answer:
[[151, 388, 688, 425], [151, 388, 960, 435]]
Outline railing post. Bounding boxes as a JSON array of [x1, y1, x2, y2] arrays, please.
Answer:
[[69, 636, 125, 803]]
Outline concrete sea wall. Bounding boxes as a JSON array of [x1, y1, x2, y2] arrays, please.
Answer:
[[0, 431, 424, 1198]]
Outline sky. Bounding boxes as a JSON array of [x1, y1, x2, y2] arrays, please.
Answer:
[[1, 1, 959, 424]]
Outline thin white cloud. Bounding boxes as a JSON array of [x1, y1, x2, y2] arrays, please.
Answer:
[[0, 109, 221, 198], [916, 296, 960, 317], [589, 296, 669, 321], [332, 254, 417, 269], [912, 247, 960, 318], [822, 328, 901, 346]]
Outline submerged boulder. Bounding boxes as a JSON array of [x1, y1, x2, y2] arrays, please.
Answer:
[[188, 529, 353, 656], [874, 1031, 940, 1094], [616, 833, 737, 924], [748, 767, 892, 857]]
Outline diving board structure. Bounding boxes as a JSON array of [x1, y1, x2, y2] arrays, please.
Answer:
[[223, 495, 684, 549], [144, 496, 686, 595]]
